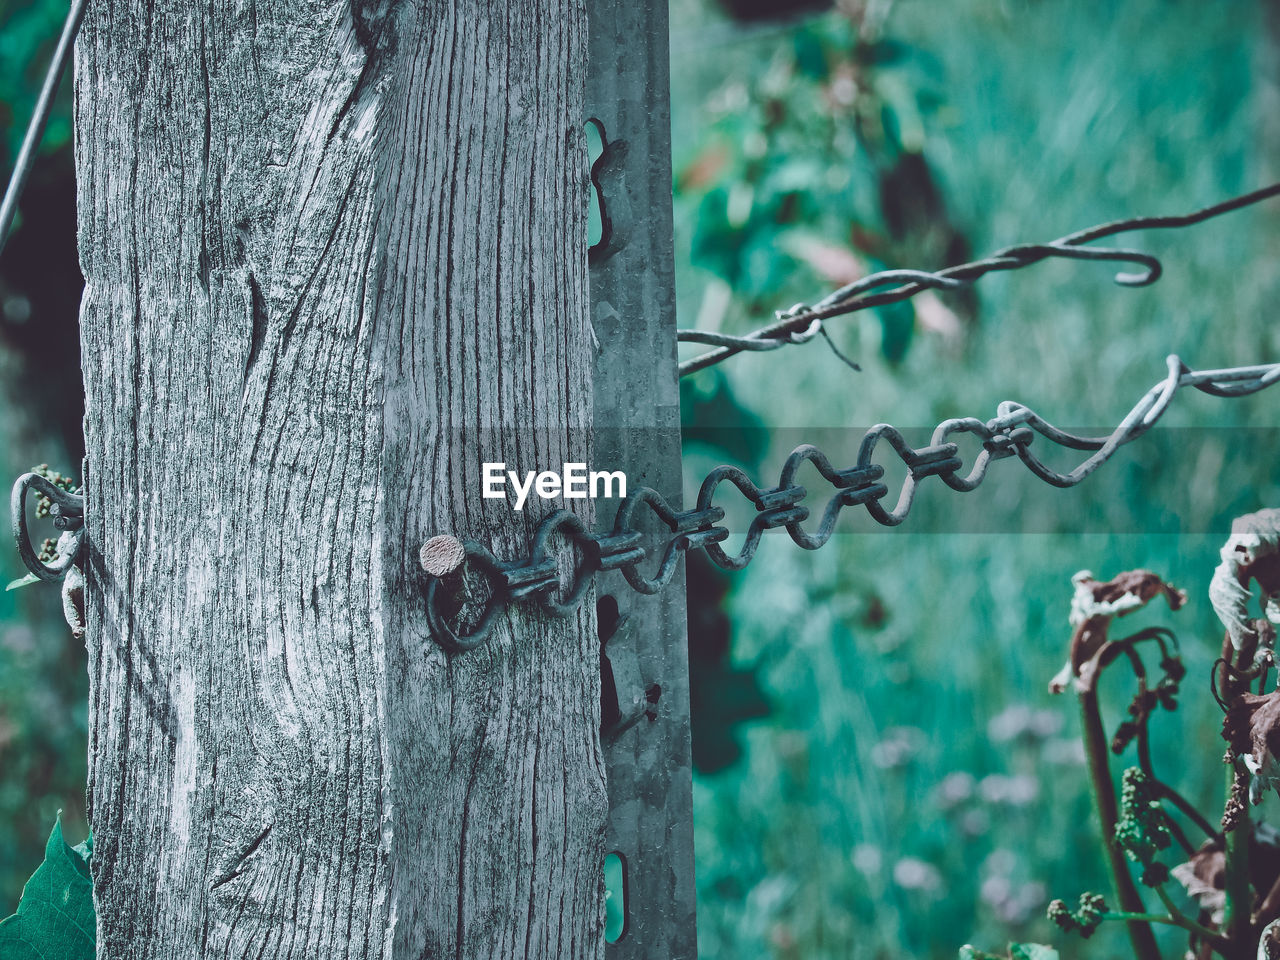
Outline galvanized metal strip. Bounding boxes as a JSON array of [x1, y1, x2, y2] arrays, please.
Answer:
[[587, 1, 698, 957]]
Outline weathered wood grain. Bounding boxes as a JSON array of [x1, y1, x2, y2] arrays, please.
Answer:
[[74, 1, 603, 956], [585, 1, 698, 957]]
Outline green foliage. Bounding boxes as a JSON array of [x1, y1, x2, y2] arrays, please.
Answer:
[[0, 817, 93, 960], [674, 4, 952, 367]]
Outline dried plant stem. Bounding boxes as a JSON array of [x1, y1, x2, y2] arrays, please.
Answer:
[[1117, 635, 1219, 846], [1221, 632, 1255, 958], [1079, 679, 1162, 960], [1223, 757, 1252, 955]]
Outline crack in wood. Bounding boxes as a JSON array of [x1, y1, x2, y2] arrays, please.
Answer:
[[210, 824, 274, 890]]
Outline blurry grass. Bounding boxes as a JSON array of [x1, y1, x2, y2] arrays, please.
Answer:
[[672, 0, 1277, 958]]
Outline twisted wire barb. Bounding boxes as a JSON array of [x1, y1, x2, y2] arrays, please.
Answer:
[[678, 183, 1280, 377], [422, 355, 1280, 651], [0, 0, 89, 258]]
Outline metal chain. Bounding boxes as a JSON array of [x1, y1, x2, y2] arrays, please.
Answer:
[[11, 357, 1277, 649], [422, 355, 1280, 652], [677, 183, 1280, 376]]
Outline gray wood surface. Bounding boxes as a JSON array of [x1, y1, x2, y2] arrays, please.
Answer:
[[75, 1, 605, 956], [588, 1, 699, 958]]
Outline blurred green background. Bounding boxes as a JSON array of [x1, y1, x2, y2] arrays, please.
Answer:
[[672, 0, 1279, 957], [4, 0, 1280, 957], [0, 0, 89, 934]]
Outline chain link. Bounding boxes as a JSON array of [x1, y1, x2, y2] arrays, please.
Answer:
[[422, 355, 1280, 652]]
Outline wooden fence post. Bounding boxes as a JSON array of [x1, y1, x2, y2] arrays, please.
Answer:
[[588, 2, 699, 958], [75, 1, 609, 956]]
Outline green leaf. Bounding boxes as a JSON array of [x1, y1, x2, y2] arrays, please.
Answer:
[[4, 574, 39, 591], [0, 817, 95, 960], [1010, 945, 1059, 960]]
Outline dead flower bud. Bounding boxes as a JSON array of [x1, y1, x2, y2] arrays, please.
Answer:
[[1209, 508, 1280, 652], [1049, 570, 1186, 694], [1170, 840, 1226, 925], [1222, 767, 1248, 833], [1223, 690, 1280, 804]]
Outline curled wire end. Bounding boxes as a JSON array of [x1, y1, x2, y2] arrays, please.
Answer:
[[1025, 240, 1163, 287], [11, 472, 85, 582], [776, 302, 810, 321], [1114, 264, 1162, 287], [817, 325, 861, 372]]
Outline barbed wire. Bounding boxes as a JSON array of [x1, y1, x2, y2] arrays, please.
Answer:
[[0, 0, 89, 258], [677, 183, 1280, 377], [419, 355, 1280, 652]]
